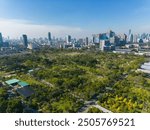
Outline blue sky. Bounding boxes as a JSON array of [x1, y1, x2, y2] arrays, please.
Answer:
[[0, 0, 150, 38]]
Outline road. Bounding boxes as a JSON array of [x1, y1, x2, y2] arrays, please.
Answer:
[[78, 99, 112, 113], [92, 104, 112, 113]]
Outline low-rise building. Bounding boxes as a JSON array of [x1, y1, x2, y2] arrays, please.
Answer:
[[17, 86, 34, 98], [5, 79, 34, 98], [5, 79, 20, 87]]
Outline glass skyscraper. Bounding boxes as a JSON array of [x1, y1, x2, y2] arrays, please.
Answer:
[[22, 34, 28, 48]]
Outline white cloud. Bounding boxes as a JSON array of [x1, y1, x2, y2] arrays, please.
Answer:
[[0, 18, 85, 38]]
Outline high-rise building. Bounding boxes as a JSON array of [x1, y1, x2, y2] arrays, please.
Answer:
[[22, 34, 28, 48], [85, 37, 89, 45], [99, 40, 105, 51], [133, 34, 138, 43], [99, 40, 112, 51], [78, 38, 84, 44], [130, 34, 134, 43], [92, 36, 95, 43], [128, 29, 133, 43], [106, 30, 115, 38], [110, 37, 115, 44], [66, 35, 71, 44], [129, 29, 131, 35], [109, 30, 115, 38], [0, 33, 3, 47], [48, 32, 51, 42], [92, 34, 101, 43]]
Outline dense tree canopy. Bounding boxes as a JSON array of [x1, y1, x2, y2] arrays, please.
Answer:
[[0, 49, 149, 113]]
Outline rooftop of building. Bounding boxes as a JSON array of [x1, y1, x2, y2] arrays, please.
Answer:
[[17, 86, 34, 98], [5, 79, 20, 85], [18, 81, 29, 87]]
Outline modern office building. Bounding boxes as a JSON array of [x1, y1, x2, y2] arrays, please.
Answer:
[[106, 30, 115, 38], [22, 34, 28, 48], [133, 34, 138, 43], [85, 37, 89, 45], [48, 32, 51, 42], [129, 29, 131, 35], [100, 40, 115, 51], [109, 37, 115, 44], [128, 29, 133, 43], [130, 34, 134, 43], [99, 40, 111, 51], [117, 34, 127, 46], [92, 36, 95, 43], [66, 35, 71, 44], [109, 30, 115, 38], [92, 34, 101, 43]]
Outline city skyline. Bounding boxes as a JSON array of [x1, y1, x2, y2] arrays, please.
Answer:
[[0, 0, 150, 38]]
